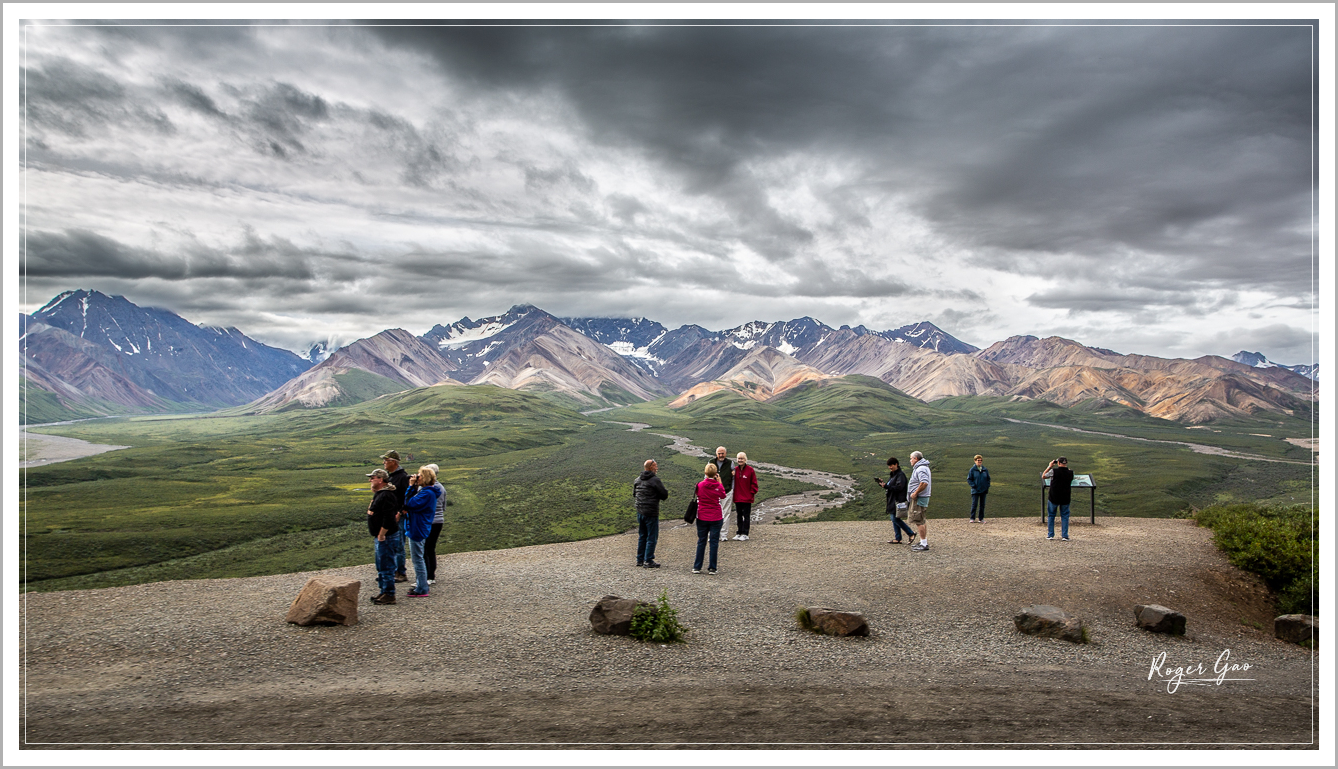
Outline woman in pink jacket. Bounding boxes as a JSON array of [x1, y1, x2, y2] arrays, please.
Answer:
[[693, 462, 727, 574]]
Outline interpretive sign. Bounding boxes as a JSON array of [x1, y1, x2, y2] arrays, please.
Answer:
[[1041, 474, 1098, 523]]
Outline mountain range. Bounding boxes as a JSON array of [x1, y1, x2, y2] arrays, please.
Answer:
[[18, 290, 1318, 426]]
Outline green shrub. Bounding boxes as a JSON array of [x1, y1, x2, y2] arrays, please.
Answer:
[[1194, 503, 1316, 616], [795, 606, 816, 633], [629, 590, 687, 644]]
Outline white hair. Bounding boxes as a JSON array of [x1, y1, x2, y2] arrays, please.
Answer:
[[910, 451, 924, 462]]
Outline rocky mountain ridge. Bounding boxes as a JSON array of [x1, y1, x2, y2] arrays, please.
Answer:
[[21, 290, 311, 421], [1232, 350, 1319, 381], [20, 291, 1317, 425]]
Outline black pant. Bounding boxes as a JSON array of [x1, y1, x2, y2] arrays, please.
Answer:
[[425, 522, 443, 579], [735, 502, 752, 536], [970, 493, 987, 520]]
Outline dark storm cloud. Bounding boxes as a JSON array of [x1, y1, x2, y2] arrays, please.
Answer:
[[24, 56, 174, 138], [373, 23, 1315, 299], [22, 229, 339, 281], [163, 77, 226, 117]]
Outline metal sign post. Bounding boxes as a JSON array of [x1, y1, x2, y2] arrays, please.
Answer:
[[1041, 474, 1097, 524]]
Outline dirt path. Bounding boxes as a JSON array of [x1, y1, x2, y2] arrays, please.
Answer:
[[1000, 418, 1316, 465], [20, 517, 1316, 750]]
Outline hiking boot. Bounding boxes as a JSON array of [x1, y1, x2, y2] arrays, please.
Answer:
[[394, 573, 408, 583], [644, 560, 661, 569], [373, 593, 396, 605], [369, 591, 387, 604], [407, 588, 429, 598]]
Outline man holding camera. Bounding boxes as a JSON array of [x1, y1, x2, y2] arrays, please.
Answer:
[[1041, 457, 1075, 541]]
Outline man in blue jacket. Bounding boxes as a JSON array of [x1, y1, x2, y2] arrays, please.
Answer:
[[967, 454, 991, 522]]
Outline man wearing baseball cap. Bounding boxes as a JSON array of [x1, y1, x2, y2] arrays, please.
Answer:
[[366, 468, 401, 605], [380, 451, 411, 582]]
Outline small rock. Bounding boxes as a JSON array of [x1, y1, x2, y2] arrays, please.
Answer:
[[589, 595, 654, 635], [1014, 604, 1088, 643], [803, 607, 870, 637], [1274, 614, 1317, 645], [285, 577, 360, 626], [1134, 604, 1187, 635]]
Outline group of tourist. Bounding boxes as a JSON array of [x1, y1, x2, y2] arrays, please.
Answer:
[[877, 451, 1078, 547], [633, 446, 759, 575], [365, 443, 1081, 598], [365, 450, 446, 606], [638, 448, 1078, 564]]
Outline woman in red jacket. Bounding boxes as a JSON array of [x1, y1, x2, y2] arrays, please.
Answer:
[[731, 451, 760, 541], [693, 463, 727, 575]]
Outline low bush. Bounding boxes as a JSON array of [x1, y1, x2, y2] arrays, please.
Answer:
[[795, 606, 816, 633], [1194, 503, 1316, 616], [629, 590, 687, 644]]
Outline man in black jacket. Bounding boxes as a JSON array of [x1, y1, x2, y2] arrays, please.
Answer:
[[380, 450, 412, 582], [712, 446, 735, 541], [366, 469, 402, 605], [634, 459, 669, 568], [1042, 457, 1075, 541], [876, 457, 917, 544]]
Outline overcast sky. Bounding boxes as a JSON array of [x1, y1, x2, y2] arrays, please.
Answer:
[[17, 18, 1320, 363]]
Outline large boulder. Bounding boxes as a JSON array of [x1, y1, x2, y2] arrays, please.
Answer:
[[589, 595, 654, 635], [804, 607, 870, 637], [286, 577, 360, 626], [1274, 614, 1318, 646], [1134, 604, 1187, 636], [1014, 604, 1088, 643]]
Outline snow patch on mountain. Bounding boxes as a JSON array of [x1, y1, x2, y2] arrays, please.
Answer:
[[437, 320, 516, 348], [1232, 351, 1318, 380]]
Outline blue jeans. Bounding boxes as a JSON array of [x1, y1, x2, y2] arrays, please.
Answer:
[[889, 511, 917, 541], [375, 531, 401, 595], [1048, 501, 1071, 538], [395, 520, 407, 574], [408, 537, 428, 592], [970, 493, 987, 520], [637, 511, 660, 563], [694, 519, 723, 571]]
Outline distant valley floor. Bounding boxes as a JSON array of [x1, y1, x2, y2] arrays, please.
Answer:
[[20, 517, 1316, 750]]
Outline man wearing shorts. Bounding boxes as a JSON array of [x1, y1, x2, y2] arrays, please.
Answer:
[[907, 450, 932, 552]]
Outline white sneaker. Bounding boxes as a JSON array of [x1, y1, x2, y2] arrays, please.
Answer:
[[732, 534, 743, 541], [738, 535, 749, 541], [427, 579, 435, 585]]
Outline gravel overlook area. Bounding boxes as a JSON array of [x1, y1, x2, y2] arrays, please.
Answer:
[[21, 516, 1318, 750]]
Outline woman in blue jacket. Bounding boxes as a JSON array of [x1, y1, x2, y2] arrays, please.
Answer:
[[967, 454, 991, 522], [402, 466, 441, 597]]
